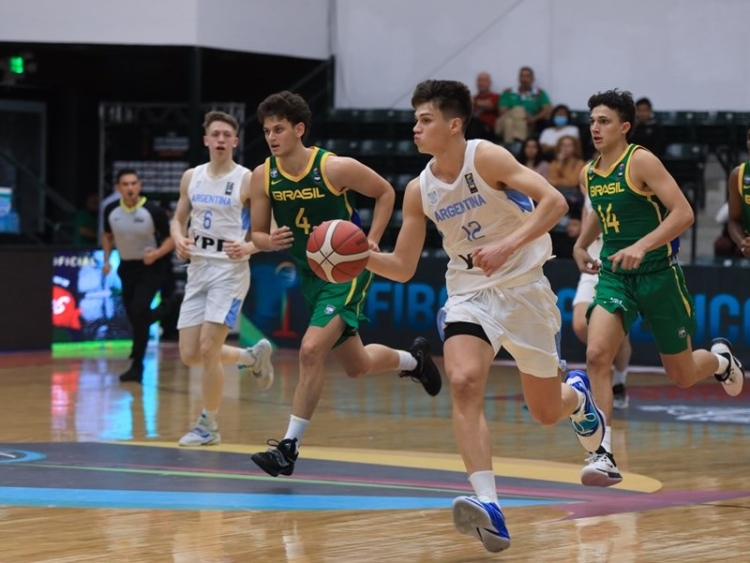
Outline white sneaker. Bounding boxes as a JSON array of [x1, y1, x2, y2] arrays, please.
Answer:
[[711, 338, 744, 397], [581, 451, 622, 487], [178, 420, 220, 447], [240, 338, 274, 390]]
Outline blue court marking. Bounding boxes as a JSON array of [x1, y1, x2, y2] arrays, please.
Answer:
[[0, 487, 571, 511], [0, 450, 46, 464]]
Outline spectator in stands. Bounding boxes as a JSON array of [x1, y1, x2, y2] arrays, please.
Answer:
[[549, 135, 585, 194], [468, 72, 500, 140], [539, 104, 580, 157], [495, 66, 552, 143], [630, 97, 666, 157], [726, 124, 750, 257], [549, 135, 586, 251], [517, 137, 550, 180]]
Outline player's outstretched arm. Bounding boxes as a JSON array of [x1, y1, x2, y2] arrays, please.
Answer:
[[324, 155, 395, 250], [171, 168, 195, 261], [250, 163, 293, 252], [366, 179, 426, 283]]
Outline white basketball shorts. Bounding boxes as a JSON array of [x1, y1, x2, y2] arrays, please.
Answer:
[[177, 257, 250, 329], [572, 272, 598, 307], [438, 277, 561, 378]]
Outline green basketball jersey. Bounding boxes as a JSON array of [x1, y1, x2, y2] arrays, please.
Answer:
[[585, 144, 678, 274], [737, 161, 750, 235], [266, 147, 360, 272]]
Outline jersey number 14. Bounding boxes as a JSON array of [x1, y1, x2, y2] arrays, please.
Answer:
[[596, 203, 620, 234]]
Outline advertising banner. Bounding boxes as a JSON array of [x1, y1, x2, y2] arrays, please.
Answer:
[[242, 254, 750, 367]]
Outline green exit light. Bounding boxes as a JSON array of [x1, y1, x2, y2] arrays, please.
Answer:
[[8, 56, 24, 74]]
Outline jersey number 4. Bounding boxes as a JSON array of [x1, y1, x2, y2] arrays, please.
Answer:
[[295, 208, 311, 235], [596, 203, 620, 234]]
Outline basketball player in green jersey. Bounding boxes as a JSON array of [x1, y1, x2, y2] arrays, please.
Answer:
[[727, 124, 750, 257], [248, 91, 442, 477], [573, 89, 744, 487]]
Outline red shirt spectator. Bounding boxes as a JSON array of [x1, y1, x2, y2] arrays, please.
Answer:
[[472, 72, 500, 130]]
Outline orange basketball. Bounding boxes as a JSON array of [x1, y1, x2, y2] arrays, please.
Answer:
[[306, 219, 370, 283]]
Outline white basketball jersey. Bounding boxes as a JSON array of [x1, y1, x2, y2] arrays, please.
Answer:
[[584, 196, 603, 261], [420, 140, 552, 295], [188, 163, 250, 261]]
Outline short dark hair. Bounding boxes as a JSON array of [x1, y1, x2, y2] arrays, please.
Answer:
[[519, 66, 535, 77], [116, 169, 139, 183], [203, 110, 239, 133], [411, 80, 473, 134], [551, 104, 571, 118], [257, 91, 312, 139], [588, 89, 636, 128], [635, 97, 653, 109]]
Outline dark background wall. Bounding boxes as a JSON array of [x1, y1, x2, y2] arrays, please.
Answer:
[[0, 43, 329, 214], [0, 246, 53, 350]]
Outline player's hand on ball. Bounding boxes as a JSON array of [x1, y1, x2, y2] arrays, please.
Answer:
[[269, 226, 294, 251], [367, 238, 381, 252]]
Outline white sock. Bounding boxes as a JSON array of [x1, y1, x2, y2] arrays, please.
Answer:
[[238, 347, 256, 366], [397, 350, 418, 372], [468, 470, 498, 504], [573, 388, 585, 413], [601, 426, 612, 453], [714, 354, 729, 375], [612, 368, 627, 386], [283, 415, 309, 446], [202, 408, 218, 426]]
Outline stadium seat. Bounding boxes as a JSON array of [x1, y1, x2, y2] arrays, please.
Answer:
[[662, 143, 708, 209], [392, 173, 414, 192], [358, 139, 393, 156], [317, 138, 359, 155], [569, 110, 589, 125]]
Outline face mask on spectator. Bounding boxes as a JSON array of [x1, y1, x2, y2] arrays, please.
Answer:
[[553, 116, 569, 127]]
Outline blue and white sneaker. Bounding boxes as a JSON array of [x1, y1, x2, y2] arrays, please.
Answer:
[[565, 370, 605, 452], [452, 496, 511, 553], [178, 417, 220, 447]]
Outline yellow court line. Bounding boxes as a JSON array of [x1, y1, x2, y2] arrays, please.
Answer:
[[126, 441, 662, 493]]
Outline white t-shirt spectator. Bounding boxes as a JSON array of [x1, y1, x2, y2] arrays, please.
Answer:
[[540, 125, 580, 151]]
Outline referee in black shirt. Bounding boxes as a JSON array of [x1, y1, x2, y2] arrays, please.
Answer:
[[103, 169, 175, 382]]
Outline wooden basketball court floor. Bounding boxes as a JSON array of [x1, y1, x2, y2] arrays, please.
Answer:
[[0, 343, 748, 562]]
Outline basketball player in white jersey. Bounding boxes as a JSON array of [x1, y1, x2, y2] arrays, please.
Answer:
[[170, 110, 275, 447], [366, 80, 606, 554]]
